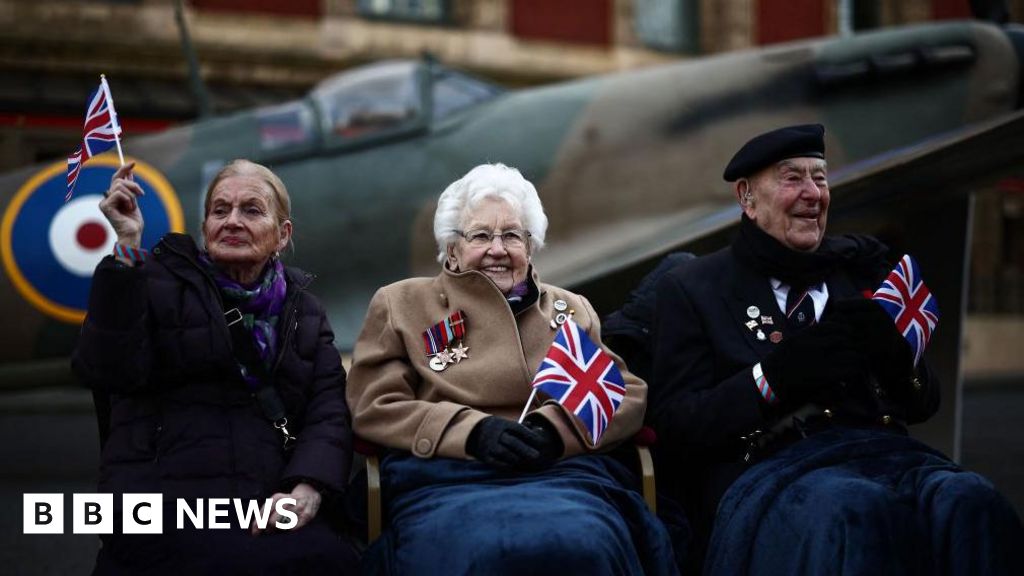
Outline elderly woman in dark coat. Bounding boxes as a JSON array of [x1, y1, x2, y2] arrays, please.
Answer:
[[73, 160, 358, 574], [347, 163, 680, 575]]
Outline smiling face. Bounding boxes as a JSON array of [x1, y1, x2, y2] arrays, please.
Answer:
[[739, 157, 830, 252], [447, 196, 531, 294], [203, 175, 292, 283]]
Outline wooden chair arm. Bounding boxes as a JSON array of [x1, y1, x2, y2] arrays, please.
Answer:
[[635, 444, 657, 514], [365, 453, 382, 542]]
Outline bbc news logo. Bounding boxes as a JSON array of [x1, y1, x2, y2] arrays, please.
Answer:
[[23, 494, 298, 534]]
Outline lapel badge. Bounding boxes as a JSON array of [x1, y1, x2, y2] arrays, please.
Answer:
[[423, 310, 468, 372], [746, 306, 760, 319], [769, 330, 783, 344], [551, 308, 575, 330], [745, 320, 758, 331], [553, 299, 568, 312], [761, 315, 774, 325], [756, 329, 766, 341]]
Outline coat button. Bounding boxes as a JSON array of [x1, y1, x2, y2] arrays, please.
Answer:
[[153, 247, 161, 255], [415, 438, 432, 455], [823, 409, 833, 418], [912, 377, 922, 391], [881, 415, 892, 425]]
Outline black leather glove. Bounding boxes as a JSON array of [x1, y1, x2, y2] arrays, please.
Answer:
[[760, 320, 868, 408], [466, 417, 547, 471], [827, 297, 915, 403]]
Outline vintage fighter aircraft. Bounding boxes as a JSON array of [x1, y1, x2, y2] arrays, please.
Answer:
[[1, 20, 1022, 457]]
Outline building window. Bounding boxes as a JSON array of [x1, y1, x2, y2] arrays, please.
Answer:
[[356, 0, 451, 23], [510, 0, 612, 46], [634, 0, 700, 53]]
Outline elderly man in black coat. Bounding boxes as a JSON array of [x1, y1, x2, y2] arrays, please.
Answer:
[[648, 124, 1021, 575]]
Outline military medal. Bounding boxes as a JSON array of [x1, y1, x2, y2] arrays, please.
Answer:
[[422, 310, 468, 372], [450, 342, 470, 363]]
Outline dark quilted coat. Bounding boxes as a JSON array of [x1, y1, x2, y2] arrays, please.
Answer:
[[72, 233, 356, 574]]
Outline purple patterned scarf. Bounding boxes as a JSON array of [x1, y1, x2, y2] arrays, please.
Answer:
[[199, 253, 287, 388]]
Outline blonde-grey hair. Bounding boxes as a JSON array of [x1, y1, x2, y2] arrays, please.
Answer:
[[433, 163, 548, 262]]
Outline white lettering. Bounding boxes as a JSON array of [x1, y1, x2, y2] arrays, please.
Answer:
[[274, 498, 298, 530], [208, 498, 231, 529], [176, 499, 203, 529], [233, 499, 274, 530]]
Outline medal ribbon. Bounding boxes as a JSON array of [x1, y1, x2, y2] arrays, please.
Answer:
[[421, 311, 468, 356]]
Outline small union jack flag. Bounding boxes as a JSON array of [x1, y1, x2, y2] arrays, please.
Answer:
[[66, 76, 122, 202], [532, 318, 626, 445], [872, 254, 940, 366]]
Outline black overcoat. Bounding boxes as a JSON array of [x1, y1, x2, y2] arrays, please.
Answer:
[[648, 242, 939, 559]]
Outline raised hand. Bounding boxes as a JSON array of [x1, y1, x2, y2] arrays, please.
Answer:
[[98, 162, 145, 248]]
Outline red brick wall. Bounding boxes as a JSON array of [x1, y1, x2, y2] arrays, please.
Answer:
[[757, 0, 826, 45], [192, 0, 321, 18], [510, 0, 611, 46], [932, 0, 972, 19]]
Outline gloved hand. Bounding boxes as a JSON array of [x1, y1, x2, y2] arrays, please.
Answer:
[[521, 415, 564, 470], [466, 417, 549, 471], [827, 297, 915, 403], [760, 320, 868, 408]]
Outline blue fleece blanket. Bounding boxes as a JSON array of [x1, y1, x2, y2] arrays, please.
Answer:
[[361, 454, 682, 575], [706, 427, 1022, 576]]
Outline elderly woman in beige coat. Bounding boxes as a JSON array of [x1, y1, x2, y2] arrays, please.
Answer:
[[347, 163, 679, 575]]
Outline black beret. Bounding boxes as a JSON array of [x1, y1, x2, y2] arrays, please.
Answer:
[[722, 124, 825, 182]]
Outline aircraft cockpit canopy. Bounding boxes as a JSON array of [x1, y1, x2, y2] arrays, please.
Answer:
[[310, 60, 502, 147]]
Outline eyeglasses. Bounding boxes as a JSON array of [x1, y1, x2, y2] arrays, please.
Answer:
[[455, 228, 531, 249]]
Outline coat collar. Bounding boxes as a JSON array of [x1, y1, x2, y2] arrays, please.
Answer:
[[438, 263, 545, 316]]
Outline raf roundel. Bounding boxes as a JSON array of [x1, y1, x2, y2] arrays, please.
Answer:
[[1, 156, 183, 323]]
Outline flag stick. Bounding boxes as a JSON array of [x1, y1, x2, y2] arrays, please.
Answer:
[[99, 74, 126, 166], [518, 389, 537, 424]]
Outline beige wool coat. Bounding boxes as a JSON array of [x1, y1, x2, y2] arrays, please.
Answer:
[[347, 265, 647, 460]]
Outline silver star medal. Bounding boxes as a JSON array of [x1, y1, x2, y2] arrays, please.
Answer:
[[450, 342, 469, 363], [429, 348, 453, 372]]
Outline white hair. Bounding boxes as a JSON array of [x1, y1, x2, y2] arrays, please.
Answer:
[[433, 163, 548, 262]]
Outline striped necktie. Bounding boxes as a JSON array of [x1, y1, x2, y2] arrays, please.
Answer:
[[786, 285, 816, 331]]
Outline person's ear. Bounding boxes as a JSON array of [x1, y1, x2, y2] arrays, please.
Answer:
[[446, 246, 459, 270], [277, 220, 293, 253], [736, 179, 756, 218]]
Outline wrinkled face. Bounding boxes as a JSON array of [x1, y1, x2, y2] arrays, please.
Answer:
[[203, 175, 291, 271], [740, 157, 829, 252], [448, 196, 531, 295]]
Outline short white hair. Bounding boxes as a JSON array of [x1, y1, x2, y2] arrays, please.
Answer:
[[433, 163, 548, 262]]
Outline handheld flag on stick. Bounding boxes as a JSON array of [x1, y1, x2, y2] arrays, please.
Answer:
[[872, 254, 940, 366], [66, 74, 124, 202], [528, 318, 626, 445]]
